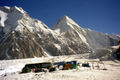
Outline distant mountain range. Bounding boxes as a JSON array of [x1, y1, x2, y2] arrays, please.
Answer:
[[0, 6, 120, 60]]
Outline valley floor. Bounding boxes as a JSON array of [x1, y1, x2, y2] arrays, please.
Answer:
[[0, 55, 120, 80]]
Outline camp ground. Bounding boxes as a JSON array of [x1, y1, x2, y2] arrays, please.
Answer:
[[21, 61, 78, 73], [0, 55, 108, 76], [20, 58, 107, 74], [0, 55, 119, 80]]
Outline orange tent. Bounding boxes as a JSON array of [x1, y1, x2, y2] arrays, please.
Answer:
[[64, 64, 70, 70]]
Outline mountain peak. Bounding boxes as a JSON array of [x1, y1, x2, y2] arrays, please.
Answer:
[[60, 15, 69, 20], [0, 6, 52, 34], [59, 15, 76, 23], [0, 6, 27, 27], [0, 6, 26, 14], [52, 15, 82, 34], [0, 6, 27, 33]]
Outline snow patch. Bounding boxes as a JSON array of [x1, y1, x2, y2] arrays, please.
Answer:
[[44, 49, 52, 57], [0, 10, 8, 27], [14, 6, 25, 14], [112, 45, 120, 49], [54, 28, 61, 34], [4, 6, 10, 10], [77, 32, 88, 45], [65, 16, 80, 28], [54, 44, 61, 50]]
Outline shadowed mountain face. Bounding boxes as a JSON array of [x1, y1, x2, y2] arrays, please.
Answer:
[[0, 6, 119, 60]]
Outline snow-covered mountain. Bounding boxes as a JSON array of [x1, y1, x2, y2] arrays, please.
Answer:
[[0, 6, 92, 60], [85, 29, 120, 49], [53, 16, 89, 45], [53, 16, 120, 50], [0, 6, 119, 60]]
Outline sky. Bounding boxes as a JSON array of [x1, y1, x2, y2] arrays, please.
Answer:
[[0, 0, 120, 34]]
